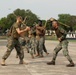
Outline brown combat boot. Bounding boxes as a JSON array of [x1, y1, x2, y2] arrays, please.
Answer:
[[35, 54, 39, 57], [31, 54, 34, 59], [45, 52, 49, 56], [66, 62, 75, 67], [38, 54, 44, 58], [1, 59, 6, 66], [19, 60, 28, 65], [47, 61, 55, 65]]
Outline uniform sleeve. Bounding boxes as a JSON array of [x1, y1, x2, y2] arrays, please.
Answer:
[[59, 27, 67, 40], [14, 23, 19, 29]]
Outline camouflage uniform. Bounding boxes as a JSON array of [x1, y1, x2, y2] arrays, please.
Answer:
[[2, 23, 24, 60], [43, 37, 48, 53], [36, 25, 45, 57], [19, 24, 29, 52], [29, 28, 37, 57], [52, 27, 73, 63]]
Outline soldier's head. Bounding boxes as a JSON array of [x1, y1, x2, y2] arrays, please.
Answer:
[[38, 20, 42, 26], [16, 16, 23, 23], [52, 20, 58, 29], [49, 18, 55, 22]]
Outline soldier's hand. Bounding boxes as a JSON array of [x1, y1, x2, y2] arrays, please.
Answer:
[[58, 38, 61, 42], [26, 26, 30, 31]]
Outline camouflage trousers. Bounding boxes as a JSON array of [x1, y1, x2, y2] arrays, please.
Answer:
[[2, 37, 24, 60], [36, 36, 44, 56], [43, 37, 48, 53], [52, 40, 73, 63], [29, 37, 38, 55], [25, 37, 31, 53], [19, 37, 30, 53]]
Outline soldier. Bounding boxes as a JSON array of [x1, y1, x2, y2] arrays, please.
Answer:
[[1, 16, 29, 66], [43, 38, 49, 55], [47, 20, 75, 67], [29, 25, 37, 58], [36, 20, 45, 57], [16, 19, 30, 58], [35, 21, 49, 57]]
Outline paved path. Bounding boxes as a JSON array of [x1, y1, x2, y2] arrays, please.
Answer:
[[0, 40, 76, 75]]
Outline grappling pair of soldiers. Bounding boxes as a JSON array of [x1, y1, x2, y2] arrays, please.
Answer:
[[1, 16, 75, 67]]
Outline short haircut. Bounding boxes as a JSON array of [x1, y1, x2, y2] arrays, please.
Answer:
[[16, 16, 22, 20], [38, 20, 42, 23], [52, 20, 59, 25]]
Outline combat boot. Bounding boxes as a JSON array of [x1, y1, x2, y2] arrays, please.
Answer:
[[19, 60, 28, 65], [47, 61, 55, 65], [31, 54, 34, 59], [38, 54, 44, 58], [45, 52, 49, 56], [66, 62, 75, 67], [35, 54, 39, 57], [1, 59, 6, 66]]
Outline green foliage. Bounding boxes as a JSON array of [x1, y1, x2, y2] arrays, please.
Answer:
[[58, 14, 76, 31], [25, 9, 39, 26], [0, 17, 7, 32], [0, 8, 39, 33]]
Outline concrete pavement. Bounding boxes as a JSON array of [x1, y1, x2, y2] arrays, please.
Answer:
[[0, 40, 76, 75]]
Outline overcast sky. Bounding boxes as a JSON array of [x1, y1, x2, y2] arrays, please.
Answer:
[[0, 0, 76, 20]]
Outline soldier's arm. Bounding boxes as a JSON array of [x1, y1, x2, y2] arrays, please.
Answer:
[[59, 27, 67, 40], [16, 26, 30, 34], [16, 28, 27, 34], [36, 26, 44, 31]]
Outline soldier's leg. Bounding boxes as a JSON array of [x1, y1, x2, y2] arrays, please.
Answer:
[[38, 37, 44, 57], [25, 40, 30, 53], [47, 43, 62, 65], [35, 40, 40, 57], [28, 38, 34, 58], [43, 37, 49, 54], [62, 40, 75, 67], [14, 40, 28, 64], [29, 48, 34, 59], [52, 43, 62, 61], [1, 38, 14, 66], [16, 37, 25, 58], [43, 43, 49, 55], [34, 39, 38, 55]]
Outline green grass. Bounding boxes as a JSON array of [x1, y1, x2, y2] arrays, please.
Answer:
[[68, 40, 76, 42]]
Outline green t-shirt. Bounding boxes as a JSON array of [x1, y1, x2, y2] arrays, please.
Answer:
[[11, 22, 20, 38]]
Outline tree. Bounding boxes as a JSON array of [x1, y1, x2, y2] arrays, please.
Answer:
[[0, 8, 39, 33], [0, 17, 7, 32], [25, 9, 39, 26], [58, 14, 76, 31]]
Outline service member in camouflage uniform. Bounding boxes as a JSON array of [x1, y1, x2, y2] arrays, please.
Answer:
[[47, 20, 75, 67], [29, 26, 37, 58], [43, 37, 49, 55], [1, 16, 29, 66], [16, 22, 30, 58]]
